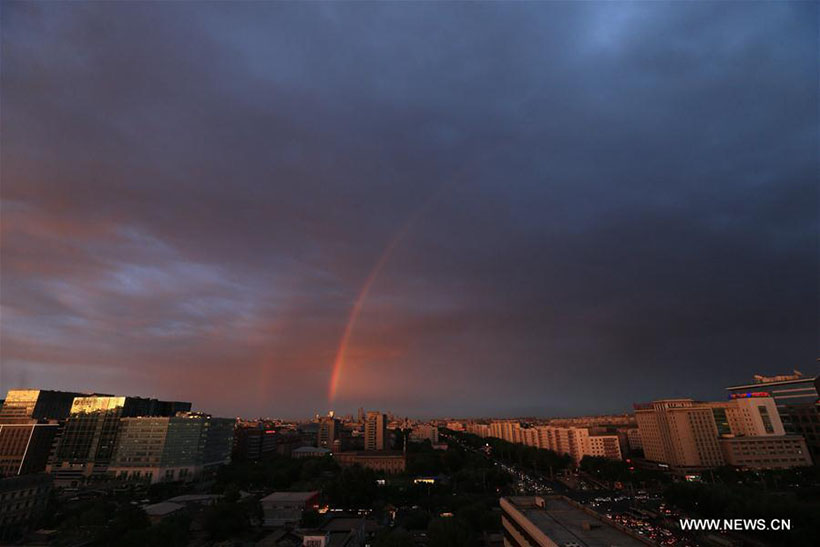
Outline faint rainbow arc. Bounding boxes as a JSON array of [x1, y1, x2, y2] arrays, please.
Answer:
[[327, 228, 409, 401], [326, 145, 512, 402]]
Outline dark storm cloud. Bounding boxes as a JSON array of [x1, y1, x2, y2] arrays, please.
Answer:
[[1, 1, 816, 417]]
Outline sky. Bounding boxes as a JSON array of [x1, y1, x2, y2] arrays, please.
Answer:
[[1, 1, 817, 419]]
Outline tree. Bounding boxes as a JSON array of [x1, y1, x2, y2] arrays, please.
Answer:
[[427, 517, 472, 547], [373, 528, 414, 547]]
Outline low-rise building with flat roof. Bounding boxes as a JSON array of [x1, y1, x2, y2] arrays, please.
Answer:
[[260, 491, 320, 527], [333, 451, 405, 474], [719, 435, 812, 469], [500, 496, 649, 547], [292, 446, 332, 459]]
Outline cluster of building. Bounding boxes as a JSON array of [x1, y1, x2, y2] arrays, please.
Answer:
[[457, 419, 635, 465], [448, 371, 819, 475], [231, 409, 443, 475], [634, 372, 818, 473], [314, 410, 407, 473], [258, 491, 381, 546], [0, 389, 234, 487]]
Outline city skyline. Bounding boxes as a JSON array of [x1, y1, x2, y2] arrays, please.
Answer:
[[2, 2, 818, 418]]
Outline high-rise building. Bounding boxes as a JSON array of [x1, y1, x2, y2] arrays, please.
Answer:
[[626, 427, 642, 451], [317, 416, 339, 450], [726, 372, 819, 463], [635, 397, 811, 471], [0, 389, 85, 479], [233, 423, 278, 461], [465, 422, 490, 438], [635, 399, 725, 470], [48, 395, 191, 485], [109, 413, 234, 483], [364, 411, 387, 451], [533, 425, 621, 464], [711, 395, 785, 437], [478, 420, 622, 464], [0, 423, 60, 478], [0, 389, 83, 424]]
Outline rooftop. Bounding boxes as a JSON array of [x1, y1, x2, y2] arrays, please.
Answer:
[[143, 501, 184, 517], [335, 450, 404, 457], [292, 446, 331, 453], [260, 491, 319, 503], [502, 496, 646, 547]]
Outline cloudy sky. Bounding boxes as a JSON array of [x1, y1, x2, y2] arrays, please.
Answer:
[[1, 1, 817, 418]]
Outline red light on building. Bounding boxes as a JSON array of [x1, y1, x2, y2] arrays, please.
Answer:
[[729, 392, 770, 399]]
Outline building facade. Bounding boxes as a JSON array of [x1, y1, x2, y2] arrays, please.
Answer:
[[0, 390, 82, 424], [260, 491, 320, 527], [0, 423, 60, 478], [719, 436, 811, 469], [333, 451, 405, 473], [635, 396, 813, 471], [317, 416, 340, 450], [233, 423, 278, 461], [635, 399, 724, 470], [109, 413, 234, 483], [48, 395, 191, 485], [364, 412, 387, 451], [0, 473, 52, 542], [409, 424, 439, 444], [726, 372, 819, 463]]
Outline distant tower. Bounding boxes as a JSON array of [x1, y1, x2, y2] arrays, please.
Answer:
[[364, 411, 387, 451], [357, 407, 365, 423]]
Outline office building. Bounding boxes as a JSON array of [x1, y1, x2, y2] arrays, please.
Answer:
[[635, 399, 724, 470], [626, 427, 642, 451], [108, 412, 234, 483], [233, 423, 278, 461], [635, 396, 812, 471], [0, 389, 85, 479], [0, 389, 83, 424], [0, 423, 60, 477], [719, 436, 811, 469], [364, 412, 387, 451], [48, 395, 191, 485], [711, 395, 785, 436], [726, 372, 820, 462], [500, 496, 645, 547]]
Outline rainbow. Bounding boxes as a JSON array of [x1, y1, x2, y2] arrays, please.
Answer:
[[326, 147, 509, 402], [327, 227, 409, 402]]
